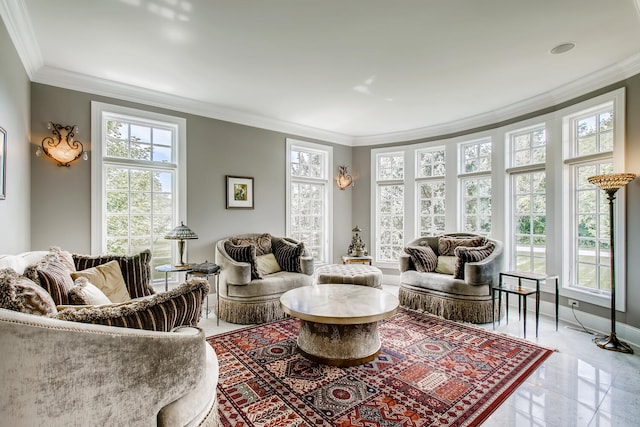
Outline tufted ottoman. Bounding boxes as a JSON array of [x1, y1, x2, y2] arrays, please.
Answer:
[[315, 264, 383, 289]]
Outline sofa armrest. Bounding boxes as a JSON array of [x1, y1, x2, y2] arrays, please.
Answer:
[[464, 242, 503, 287], [300, 256, 314, 275], [0, 308, 207, 426], [399, 253, 413, 273], [54, 278, 209, 331]]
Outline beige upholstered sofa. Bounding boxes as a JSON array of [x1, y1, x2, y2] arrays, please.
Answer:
[[398, 233, 503, 323], [215, 233, 314, 324], [0, 250, 220, 426]]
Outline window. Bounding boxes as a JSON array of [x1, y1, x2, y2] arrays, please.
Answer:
[[286, 139, 332, 264], [562, 90, 626, 306], [459, 139, 492, 234], [416, 147, 446, 236], [91, 102, 186, 280], [507, 125, 547, 273], [375, 152, 404, 263]]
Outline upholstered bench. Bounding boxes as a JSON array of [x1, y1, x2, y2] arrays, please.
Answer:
[[315, 264, 383, 289]]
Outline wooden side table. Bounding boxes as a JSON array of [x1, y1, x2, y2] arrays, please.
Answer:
[[492, 271, 559, 338], [341, 255, 373, 265]]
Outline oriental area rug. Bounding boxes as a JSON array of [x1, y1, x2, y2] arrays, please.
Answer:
[[207, 308, 554, 427]]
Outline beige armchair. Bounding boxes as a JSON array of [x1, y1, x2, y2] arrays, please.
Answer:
[[215, 233, 314, 324], [399, 233, 503, 323]]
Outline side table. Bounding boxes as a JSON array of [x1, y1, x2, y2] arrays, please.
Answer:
[[186, 270, 221, 326], [155, 264, 192, 292], [492, 271, 559, 339], [341, 255, 373, 265]]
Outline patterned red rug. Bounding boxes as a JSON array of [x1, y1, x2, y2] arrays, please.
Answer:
[[207, 308, 554, 426]]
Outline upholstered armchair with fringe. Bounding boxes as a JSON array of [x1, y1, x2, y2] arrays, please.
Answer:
[[399, 233, 503, 323], [215, 233, 314, 324]]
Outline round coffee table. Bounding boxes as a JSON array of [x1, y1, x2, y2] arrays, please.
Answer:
[[280, 284, 399, 366]]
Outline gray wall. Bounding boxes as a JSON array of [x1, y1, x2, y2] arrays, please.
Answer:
[[30, 83, 352, 264], [0, 19, 31, 253], [351, 74, 640, 328]]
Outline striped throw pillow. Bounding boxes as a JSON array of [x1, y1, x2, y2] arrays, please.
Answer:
[[438, 235, 486, 256], [404, 245, 438, 272], [72, 250, 154, 299], [273, 239, 304, 273], [453, 242, 495, 280], [54, 278, 209, 331], [224, 242, 261, 280], [230, 233, 272, 256], [24, 252, 75, 306]]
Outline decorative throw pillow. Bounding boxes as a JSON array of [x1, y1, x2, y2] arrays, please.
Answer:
[[435, 256, 456, 275], [454, 241, 496, 280], [49, 247, 76, 273], [404, 245, 438, 272], [54, 278, 209, 332], [72, 250, 154, 299], [230, 233, 272, 256], [273, 239, 304, 273], [0, 268, 57, 315], [256, 253, 282, 277], [23, 252, 75, 306], [71, 260, 131, 303], [438, 235, 487, 256], [68, 276, 112, 305], [224, 242, 261, 280]]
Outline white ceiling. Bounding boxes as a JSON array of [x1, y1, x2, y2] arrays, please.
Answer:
[[3, 0, 640, 145]]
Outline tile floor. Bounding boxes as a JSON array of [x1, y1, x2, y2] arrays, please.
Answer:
[[198, 284, 640, 427]]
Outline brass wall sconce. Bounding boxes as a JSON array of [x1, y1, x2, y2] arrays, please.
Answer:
[[336, 165, 354, 190], [164, 221, 199, 267], [36, 122, 88, 167]]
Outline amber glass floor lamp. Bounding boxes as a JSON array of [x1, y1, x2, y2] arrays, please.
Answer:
[[587, 172, 636, 354]]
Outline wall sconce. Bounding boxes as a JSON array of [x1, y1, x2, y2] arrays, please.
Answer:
[[336, 165, 354, 190], [36, 122, 88, 167]]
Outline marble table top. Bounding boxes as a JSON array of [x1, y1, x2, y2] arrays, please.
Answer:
[[280, 284, 399, 325]]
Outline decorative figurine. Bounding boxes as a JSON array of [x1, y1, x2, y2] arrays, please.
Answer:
[[348, 225, 368, 257]]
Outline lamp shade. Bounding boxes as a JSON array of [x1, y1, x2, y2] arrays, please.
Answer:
[[164, 222, 198, 240]]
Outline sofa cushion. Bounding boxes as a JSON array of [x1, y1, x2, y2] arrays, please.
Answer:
[[273, 239, 304, 273], [68, 276, 114, 305], [438, 235, 486, 256], [226, 271, 312, 299], [230, 233, 272, 256], [73, 250, 154, 299], [23, 252, 75, 306], [256, 253, 281, 276], [454, 242, 495, 280], [54, 278, 209, 331], [435, 256, 456, 275], [404, 245, 438, 272], [225, 242, 261, 280], [0, 268, 57, 315], [71, 260, 131, 303], [49, 246, 76, 273]]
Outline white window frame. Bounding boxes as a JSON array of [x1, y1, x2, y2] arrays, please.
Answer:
[[505, 124, 547, 274], [90, 102, 187, 269], [285, 138, 333, 265], [415, 146, 446, 237], [458, 138, 492, 234], [561, 88, 627, 309]]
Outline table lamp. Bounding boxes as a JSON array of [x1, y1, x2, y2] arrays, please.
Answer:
[[165, 222, 198, 267]]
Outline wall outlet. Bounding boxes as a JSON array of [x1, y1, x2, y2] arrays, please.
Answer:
[[568, 299, 579, 308]]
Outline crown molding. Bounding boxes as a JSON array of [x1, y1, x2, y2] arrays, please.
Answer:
[[0, 0, 42, 78], [352, 52, 640, 146], [4, 0, 640, 147]]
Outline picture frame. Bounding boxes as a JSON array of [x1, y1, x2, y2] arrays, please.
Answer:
[[0, 127, 6, 200], [226, 175, 254, 209]]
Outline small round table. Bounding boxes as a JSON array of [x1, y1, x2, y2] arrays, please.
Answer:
[[280, 284, 398, 366]]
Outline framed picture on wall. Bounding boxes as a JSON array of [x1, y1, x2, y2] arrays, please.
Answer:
[[226, 175, 254, 209], [0, 127, 6, 200]]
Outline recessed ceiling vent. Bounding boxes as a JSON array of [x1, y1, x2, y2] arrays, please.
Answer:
[[550, 42, 576, 54]]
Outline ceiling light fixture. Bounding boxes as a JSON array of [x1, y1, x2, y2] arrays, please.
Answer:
[[550, 42, 576, 55]]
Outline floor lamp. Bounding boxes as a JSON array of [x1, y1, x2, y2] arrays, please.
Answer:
[[587, 172, 636, 354]]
